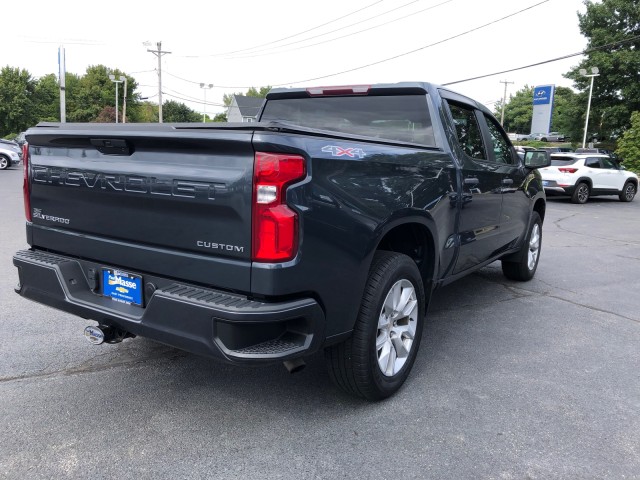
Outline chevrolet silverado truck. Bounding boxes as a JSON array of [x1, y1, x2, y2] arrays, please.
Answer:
[[14, 82, 550, 400]]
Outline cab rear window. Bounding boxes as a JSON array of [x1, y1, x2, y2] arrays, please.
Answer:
[[260, 95, 435, 146]]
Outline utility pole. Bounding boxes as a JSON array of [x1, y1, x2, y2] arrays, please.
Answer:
[[58, 45, 66, 123], [146, 41, 171, 123], [500, 80, 514, 126]]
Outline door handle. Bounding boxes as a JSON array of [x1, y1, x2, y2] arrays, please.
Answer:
[[464, 177, 479, 186], [502, 178, 514, 185]]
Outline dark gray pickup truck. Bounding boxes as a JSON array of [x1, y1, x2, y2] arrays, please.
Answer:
[[14, 82, 550, 399]]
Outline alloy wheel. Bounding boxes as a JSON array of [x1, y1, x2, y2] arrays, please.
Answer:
[[625, 184, 636, 201], [528, 223, 541, 270], [376, 279, 418, 377], [577, 184, 589, 203]]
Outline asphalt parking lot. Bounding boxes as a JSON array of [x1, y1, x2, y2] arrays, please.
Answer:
[[1, 165, 639, 479]]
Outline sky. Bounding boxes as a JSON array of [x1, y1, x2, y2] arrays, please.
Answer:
[[3, 0, 591, 118]]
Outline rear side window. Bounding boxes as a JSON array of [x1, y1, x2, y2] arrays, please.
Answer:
[[550, 156, 578, 166], [584, 158, 601, 168], [260, 95, 435, 145]]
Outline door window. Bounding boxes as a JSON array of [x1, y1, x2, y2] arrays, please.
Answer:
[[447, 103, 486, 160], [601, 158, 617, 169], [585, 158, 601, 168], [484, 116, 514, 164]]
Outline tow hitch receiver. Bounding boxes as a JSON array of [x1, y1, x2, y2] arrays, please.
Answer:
[[84, 325, 135, 345]]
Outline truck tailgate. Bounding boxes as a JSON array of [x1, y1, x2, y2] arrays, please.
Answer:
[[26, 125, 254, 291]]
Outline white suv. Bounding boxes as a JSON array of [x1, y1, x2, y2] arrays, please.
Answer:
[[540, 154, 638, 204]]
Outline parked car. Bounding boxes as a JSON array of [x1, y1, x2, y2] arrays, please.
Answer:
[[529, 132, 565, 142], [540, 153, 638, 203], [575, 148, 623, 165], [0, 143, 22, 170], [14, 132, 27, 146], [508, 132, 529, 141], [540, 146, 573, 153]]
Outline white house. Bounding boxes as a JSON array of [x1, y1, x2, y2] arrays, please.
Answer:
[[226, 95, 265, 122]]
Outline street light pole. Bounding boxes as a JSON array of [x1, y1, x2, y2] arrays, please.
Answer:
[[580, 67, 599, 148], [121, 76, 128, 123], [109, 74, 124, 123], [200, 83, 213, 123]]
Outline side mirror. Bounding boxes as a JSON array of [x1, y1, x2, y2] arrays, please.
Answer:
[[523, 150, 551, 169]]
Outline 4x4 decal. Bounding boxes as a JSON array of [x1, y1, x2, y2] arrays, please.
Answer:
[[321, 145, 366, 159]]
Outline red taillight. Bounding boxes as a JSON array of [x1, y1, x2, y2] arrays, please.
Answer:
[[22, 143, 31, 222], [252, 152, 306, 262], [558, 167, 578, 173], [306, 85, 370, 96]]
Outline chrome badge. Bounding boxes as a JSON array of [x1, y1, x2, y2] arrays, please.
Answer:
[[84, 326, 105, 345]]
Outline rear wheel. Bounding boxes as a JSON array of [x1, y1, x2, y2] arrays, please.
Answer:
[[0, 156, 9, 170], [571, 182, 589, 204], [325, 251, 425, 400], [619, 182, 636, 202], [502, 212, 542, 281]]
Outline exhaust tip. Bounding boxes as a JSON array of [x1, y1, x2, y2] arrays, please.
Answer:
[[283, 358, 306, 374], [84, 325, 105, 345]]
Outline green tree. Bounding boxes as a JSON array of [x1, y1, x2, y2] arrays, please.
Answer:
[[213, 112, 227, 122], [66, 65, 140, 123], [137, 101, 159, 122], [0, 66, 36, 136], [162, 100, 201, 122], [496, 86, 583, 141], [495, 85, 533, 134], [33, 74, 60, 122], [565, 0, 640, 140], [616, 111, 640, 174], [94, 106, 116, 123], [551, 87, 583, 141]]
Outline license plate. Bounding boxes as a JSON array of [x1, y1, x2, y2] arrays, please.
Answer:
[[102, 269, 143, 306], [542, 180, 549, 186]]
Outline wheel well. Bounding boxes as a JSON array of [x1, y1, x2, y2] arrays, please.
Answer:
[[534, 199, 546, 223], [376, 223, 435, 292], [576, 177, 592, 188]]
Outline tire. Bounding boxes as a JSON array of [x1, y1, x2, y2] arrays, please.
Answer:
[[571, 182, 590, 204], [0, 155, 9, 170], [541, 137, 547, 142], [325, 251, 425, 400], [619, 182, 636, 202], [502, 212, 542, 281]]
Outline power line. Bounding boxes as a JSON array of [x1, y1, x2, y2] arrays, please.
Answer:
[[162, 91, 227, 108], [442, 33, 640, 86], [160, 32, 640, 96], [163, 87, 227, 107], [272, 0, 550, 86], [163, 0, 548, 90], [164, 71, 258, 89], [225, 0, 427, 59], [176, 0, 386, 58]]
